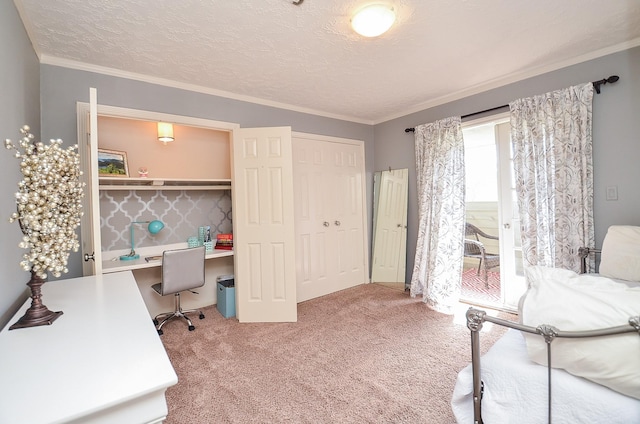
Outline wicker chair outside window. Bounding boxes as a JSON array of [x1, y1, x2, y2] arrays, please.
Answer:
[[464, 223, 500, 287]]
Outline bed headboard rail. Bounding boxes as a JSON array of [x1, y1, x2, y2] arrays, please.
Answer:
[[578, 247, 601, 274], [465, 308, 640, 424]]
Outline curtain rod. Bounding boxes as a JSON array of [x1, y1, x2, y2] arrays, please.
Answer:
[[404, 75, 620, 133]]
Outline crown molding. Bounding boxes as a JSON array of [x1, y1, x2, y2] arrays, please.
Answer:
[[34, 36, 640, 127], [375, 38, 640, 124], [39, 55, 375, 126]]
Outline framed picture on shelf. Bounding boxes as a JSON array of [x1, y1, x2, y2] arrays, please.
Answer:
[[97, 149, 129, 177]]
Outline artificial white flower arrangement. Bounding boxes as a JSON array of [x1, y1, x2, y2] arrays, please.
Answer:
[[5, 125, 85, 279]]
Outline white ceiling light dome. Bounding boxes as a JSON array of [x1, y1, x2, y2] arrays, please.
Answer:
[[351, 4, 396, 38]]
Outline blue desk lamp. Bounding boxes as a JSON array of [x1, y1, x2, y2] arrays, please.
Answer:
[[120, 220, 165, 261]]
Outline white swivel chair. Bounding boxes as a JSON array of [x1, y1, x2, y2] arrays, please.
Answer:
[[152, 246, 206, 335]]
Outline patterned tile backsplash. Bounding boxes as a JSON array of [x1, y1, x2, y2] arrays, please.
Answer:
[[100, 189, 232, 252]]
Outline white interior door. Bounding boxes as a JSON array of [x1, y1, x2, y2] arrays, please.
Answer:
[[77, 88, 102, 275], [371, 169, 408, 283], [232, 127, 297, 322], [293, 135, 368, 302]]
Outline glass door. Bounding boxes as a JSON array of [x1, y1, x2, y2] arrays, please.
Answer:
[[461, 115, 525, 311], [495, 122, 526, 309]]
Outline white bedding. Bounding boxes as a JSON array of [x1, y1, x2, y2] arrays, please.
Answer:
[[451, 329, 640, 424], [520, 266, 640, 399]]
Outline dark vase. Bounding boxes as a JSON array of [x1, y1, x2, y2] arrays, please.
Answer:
[[9, 270, 63, 330]]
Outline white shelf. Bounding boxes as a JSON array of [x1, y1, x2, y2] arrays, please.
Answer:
[[98, 177, 232, 191]]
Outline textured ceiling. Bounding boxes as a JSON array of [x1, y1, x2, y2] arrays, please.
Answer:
[[14, 0, 640, 124]]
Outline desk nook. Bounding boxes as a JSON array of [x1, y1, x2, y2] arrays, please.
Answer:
[[79, 109, 237, 319]]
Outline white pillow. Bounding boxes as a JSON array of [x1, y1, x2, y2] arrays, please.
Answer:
[[599, 225, 640, 282], [521, 265, 640, 400]]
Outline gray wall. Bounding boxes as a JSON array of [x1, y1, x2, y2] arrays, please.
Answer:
[[39, 65, 375, 280], [374, 47, 640, 283], [0, 2, 41, 328]]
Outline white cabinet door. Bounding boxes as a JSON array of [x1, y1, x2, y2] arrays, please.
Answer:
[[232, 127, 297, 322], [293, 135, 368, 302]]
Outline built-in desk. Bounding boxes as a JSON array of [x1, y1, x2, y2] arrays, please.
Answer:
[[102, 244, 234, 274], [0, 271, 178, 424], [101, 244, 235, 319]]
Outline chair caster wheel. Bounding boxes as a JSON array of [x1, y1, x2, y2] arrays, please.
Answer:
[[153, 319, 159, 325], [157, 329, 163, 336], [199, 313, 205, 320], [188, 325, 195, 331]]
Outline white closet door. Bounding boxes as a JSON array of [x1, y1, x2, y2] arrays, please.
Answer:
[[293, 138, 332, 301], [330, 142, 367, 287], [232, 127, 297, 323], [293, 135, 368, 302]]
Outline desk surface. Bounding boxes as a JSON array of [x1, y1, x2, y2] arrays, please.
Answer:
[[0, 271, 178, 424], [102, 246, 233, 274]]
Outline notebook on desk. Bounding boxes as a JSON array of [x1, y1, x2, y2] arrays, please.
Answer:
[[145, 256, 162, 262]]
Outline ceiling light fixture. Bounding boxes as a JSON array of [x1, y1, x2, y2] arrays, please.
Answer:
[[157, 122, 174, 143], [351, 4, 396, 37]]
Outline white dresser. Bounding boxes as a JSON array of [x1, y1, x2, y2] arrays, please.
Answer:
[[0, 271, 178, 424]]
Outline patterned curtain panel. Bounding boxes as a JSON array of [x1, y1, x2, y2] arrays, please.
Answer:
[[410, 116, 465, 314], [509, 82, 595, 272]]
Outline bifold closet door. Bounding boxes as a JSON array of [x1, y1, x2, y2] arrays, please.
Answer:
[[293, 136, 367, 303]]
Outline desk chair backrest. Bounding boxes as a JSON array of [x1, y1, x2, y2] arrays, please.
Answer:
[[159, 246, 206, 296]]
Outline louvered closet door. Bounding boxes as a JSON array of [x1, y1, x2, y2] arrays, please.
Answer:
[[293, 135, 368, 302]]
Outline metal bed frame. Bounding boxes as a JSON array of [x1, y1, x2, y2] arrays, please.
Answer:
[[465, 308, 640, 424]]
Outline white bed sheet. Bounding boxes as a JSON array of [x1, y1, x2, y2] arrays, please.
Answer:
[[451, 329, 640, 423]]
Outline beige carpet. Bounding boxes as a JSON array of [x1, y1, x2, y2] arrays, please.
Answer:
[[160, 283, 512, 423]]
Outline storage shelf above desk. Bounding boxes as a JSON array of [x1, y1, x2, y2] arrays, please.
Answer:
[[99, 177, 232, 191], [103, 247, 234, 274]]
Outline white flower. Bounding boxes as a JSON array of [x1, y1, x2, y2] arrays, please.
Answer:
[[6, 125, 85, 279]]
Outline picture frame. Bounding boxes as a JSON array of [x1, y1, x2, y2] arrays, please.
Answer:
[[97, 149, 129, 177]]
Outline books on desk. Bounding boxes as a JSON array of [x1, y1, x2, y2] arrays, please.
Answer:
[[215, 233, 233, 250]]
